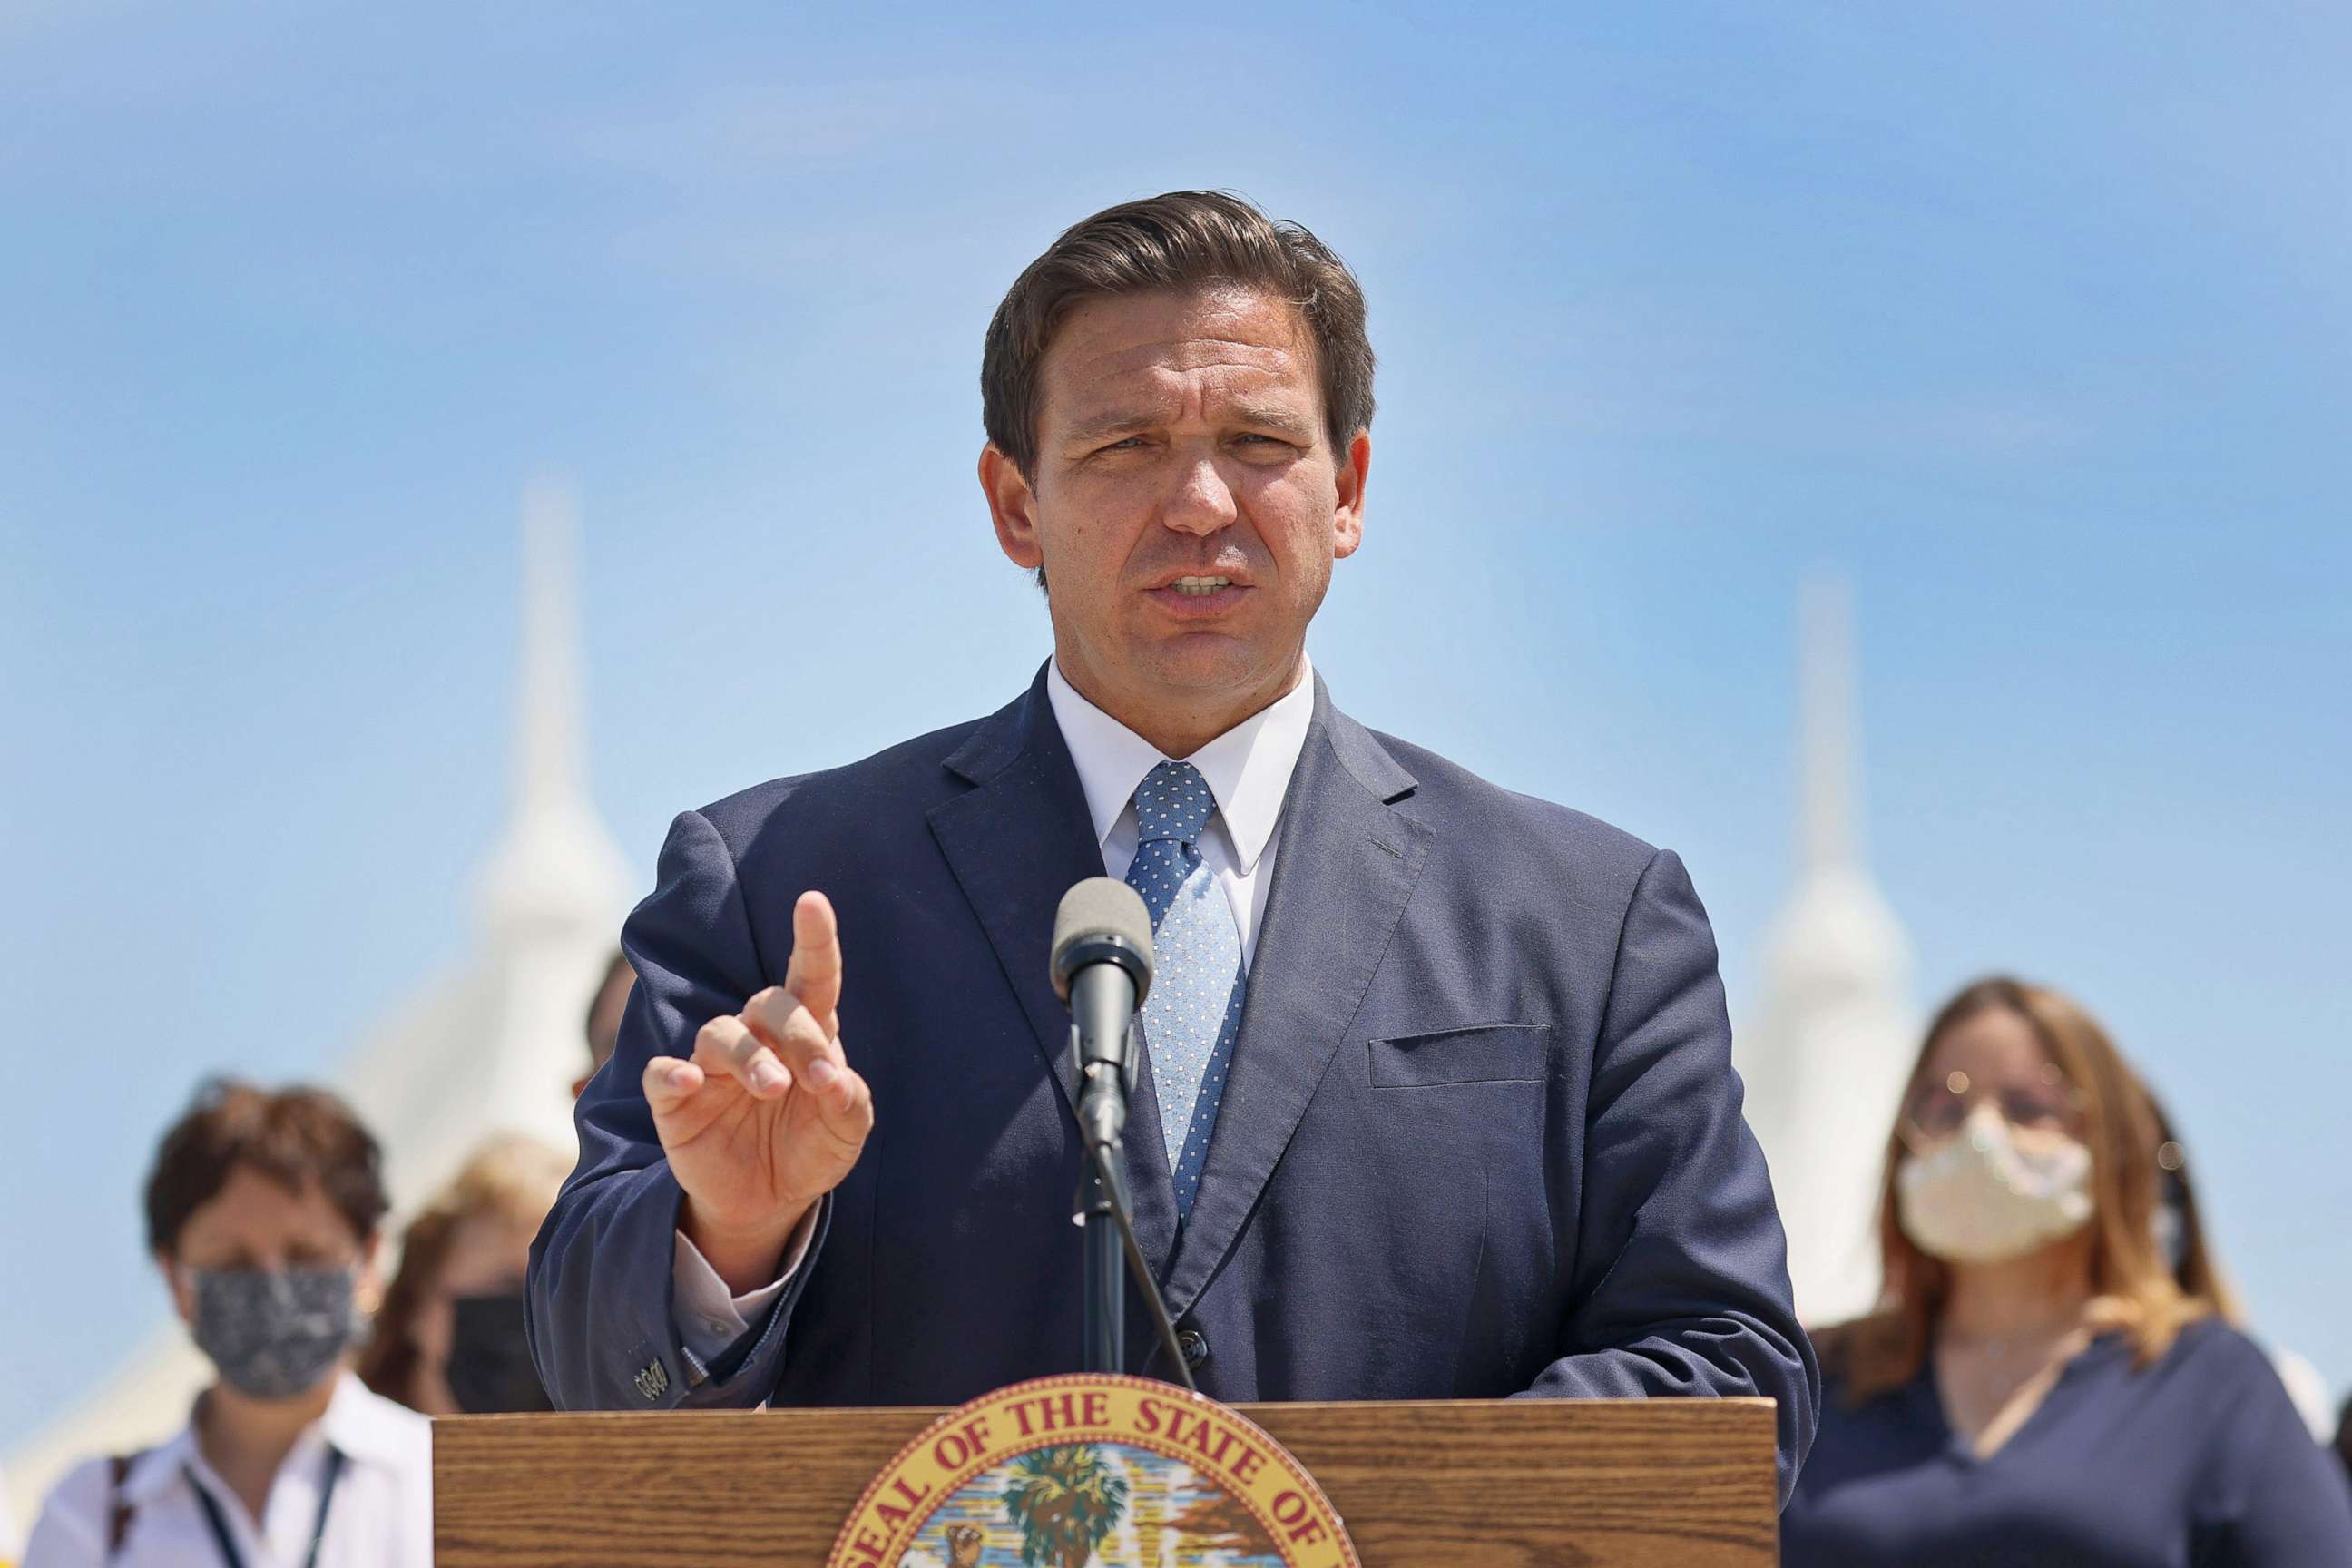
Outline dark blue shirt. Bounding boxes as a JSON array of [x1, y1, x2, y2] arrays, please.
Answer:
[[1783, 1319, 2352, 1566]]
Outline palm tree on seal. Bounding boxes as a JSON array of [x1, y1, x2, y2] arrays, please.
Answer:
[[1003, 1445, 1129, 1568]]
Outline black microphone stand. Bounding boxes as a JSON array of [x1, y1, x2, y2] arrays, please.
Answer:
[[1075, 1113, 1196, 1393], [1079, 1132, 1125, 1372]]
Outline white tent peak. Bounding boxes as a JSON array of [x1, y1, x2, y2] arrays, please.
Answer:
[[1736, 573, 1918, 1327], [345, 475, 631, 1213], [477, 475, 631, 944]]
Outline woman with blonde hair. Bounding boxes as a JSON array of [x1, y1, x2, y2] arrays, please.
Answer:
[[356, 1135, 570, 1415], [1780, 977, 2352, 1564]]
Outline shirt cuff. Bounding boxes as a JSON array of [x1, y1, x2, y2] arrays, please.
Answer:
[[671, 1206, 820, 1367]]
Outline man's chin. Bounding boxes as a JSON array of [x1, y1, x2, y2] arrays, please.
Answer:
[[1138, 639, 1296, 701]]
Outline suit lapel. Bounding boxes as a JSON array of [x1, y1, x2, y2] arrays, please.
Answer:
[[927, 664, 1180, 1280], [1161, 680, 1431, 1321], [1120, 1045, 1180, 1304]]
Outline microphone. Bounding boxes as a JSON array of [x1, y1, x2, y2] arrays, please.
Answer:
[[1051, 877, 1155, 1152], [1051, 877, 1191, 1387]]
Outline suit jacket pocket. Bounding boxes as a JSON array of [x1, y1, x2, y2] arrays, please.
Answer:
[[1368, 1023, 1553, 1087]]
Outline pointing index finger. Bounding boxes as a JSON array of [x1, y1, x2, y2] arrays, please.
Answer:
[[784, 889, 843, 1030]]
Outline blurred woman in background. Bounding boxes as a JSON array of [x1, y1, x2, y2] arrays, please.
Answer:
[[357, 1134, 569, 1415], [25, 1080, 429, 1567], [1781, 977, 2352, 1565]]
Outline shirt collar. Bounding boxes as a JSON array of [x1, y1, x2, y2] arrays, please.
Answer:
[[316, 1369, 416, 1467], [1045, 656, 1316, 876], [125, 1371, 409, 1504]]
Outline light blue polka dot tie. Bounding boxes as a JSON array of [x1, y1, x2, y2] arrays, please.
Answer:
[[1125, 760, 1246, 1223]]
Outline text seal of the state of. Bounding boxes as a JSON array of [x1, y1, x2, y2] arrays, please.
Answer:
[[828, 1372, 1358, 1568]]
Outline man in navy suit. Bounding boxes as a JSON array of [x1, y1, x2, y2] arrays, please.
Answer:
[[527, 191, 1818, 1498]]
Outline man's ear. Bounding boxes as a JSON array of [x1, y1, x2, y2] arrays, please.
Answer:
[[1332, 430, 1370, 560], [979, 445, 1044, 571]]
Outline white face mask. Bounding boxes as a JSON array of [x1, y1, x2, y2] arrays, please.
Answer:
[[1896, 1102, 2094, 1266]]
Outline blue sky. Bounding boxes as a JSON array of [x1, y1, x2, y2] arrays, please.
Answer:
[[3, 2, 2347, 1446]]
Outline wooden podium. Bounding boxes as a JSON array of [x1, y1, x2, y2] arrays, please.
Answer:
[[435, 1397, 1779, 1566]]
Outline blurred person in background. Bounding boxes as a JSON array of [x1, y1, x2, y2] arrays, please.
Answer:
[[572, 949, 633, 1100], [1781, 977, 2352, 1565], [357, 1135, 570, 1415], [24, 1080, 430, 1567]]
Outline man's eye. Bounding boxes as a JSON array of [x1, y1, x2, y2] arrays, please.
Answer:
[[1099, 436, 1146, 454]]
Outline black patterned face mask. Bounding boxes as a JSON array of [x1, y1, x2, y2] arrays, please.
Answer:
[[187, 1266, 361, 1400]]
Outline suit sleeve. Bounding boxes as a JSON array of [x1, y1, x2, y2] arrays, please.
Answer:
[[1513, 848, 1820, 1508], [525, 807, 828, 1410]]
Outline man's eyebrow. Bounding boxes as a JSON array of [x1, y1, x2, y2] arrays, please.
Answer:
[[1227, 400, 1318, 438], [1062, 401, 1319, 446]]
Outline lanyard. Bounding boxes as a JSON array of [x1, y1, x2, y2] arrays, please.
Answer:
[[185, 1446, 346, 1568]]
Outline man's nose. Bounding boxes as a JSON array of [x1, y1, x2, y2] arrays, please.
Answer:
[[1161, 454, 1239, 536]]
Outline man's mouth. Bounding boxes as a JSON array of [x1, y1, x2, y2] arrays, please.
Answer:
[[1170, 575, 1233, 598]]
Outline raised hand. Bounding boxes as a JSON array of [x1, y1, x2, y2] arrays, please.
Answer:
[[642, 890, 875, 1293]]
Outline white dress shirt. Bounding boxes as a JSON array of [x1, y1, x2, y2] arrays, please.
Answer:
[[24, 1373, 431, 1568], [1044, 655, 1314, 965], [668, 657, 1318, 1366]]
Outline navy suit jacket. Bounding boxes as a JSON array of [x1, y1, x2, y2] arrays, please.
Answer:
[[529, 666, 1818, 1499]]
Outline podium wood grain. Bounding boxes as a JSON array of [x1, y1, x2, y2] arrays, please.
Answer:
[[435, 1398, 1777, 1567]]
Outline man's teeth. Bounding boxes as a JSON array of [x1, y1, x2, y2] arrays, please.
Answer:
[[1171, 577, 1232, 596]]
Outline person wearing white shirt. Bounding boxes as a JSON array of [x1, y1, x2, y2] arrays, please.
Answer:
[[26, 1080, 430, 1568]]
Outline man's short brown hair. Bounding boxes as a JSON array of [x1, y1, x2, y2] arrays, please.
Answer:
[[982, 190, 1377, 478], [145, 1077, 390, 1256]]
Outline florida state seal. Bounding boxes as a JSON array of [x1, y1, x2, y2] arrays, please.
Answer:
[[828, 1373, 1357, 1568]]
